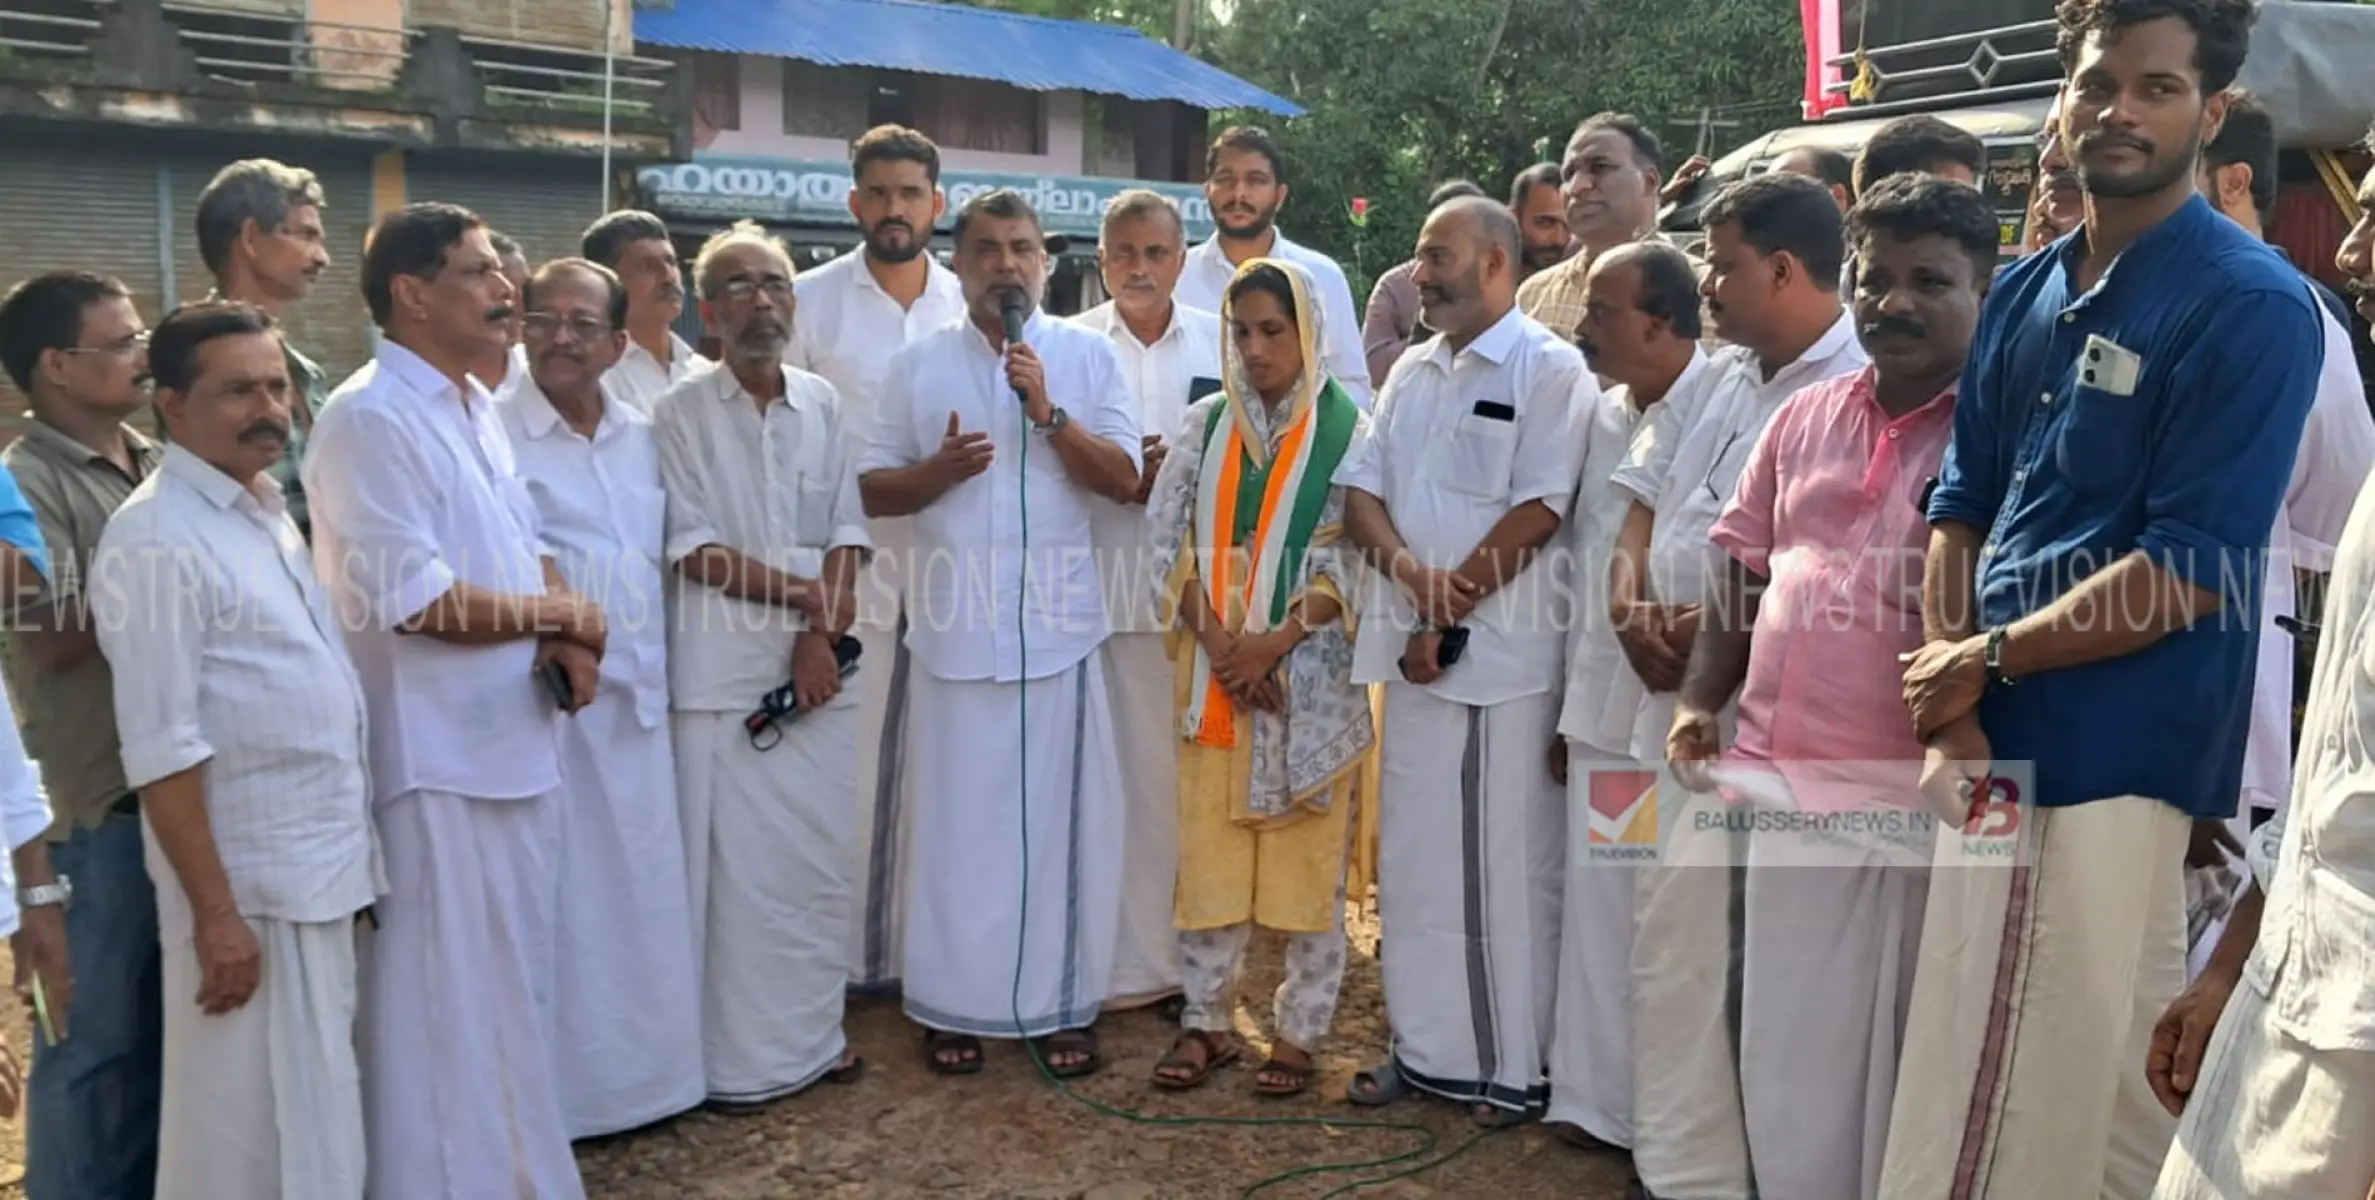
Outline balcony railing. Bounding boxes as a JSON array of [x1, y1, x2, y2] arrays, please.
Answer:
[[0, 0, 688, 154]]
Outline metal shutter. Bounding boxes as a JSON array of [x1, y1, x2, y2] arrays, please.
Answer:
[[165, 146, 379, 387], [408, 153, 609, 270], [0, 130, 171, 436]]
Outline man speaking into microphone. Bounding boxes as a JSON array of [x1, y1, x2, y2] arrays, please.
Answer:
[[859, 189, 1143, 1078]]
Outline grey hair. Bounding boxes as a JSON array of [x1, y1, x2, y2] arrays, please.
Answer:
[[691, 219, 793, 298], [1100, 189, 1184, 243], [194, 158, 325, 277]]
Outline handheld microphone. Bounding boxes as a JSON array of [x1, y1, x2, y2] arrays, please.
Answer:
[[999, 289, 1029, 405]]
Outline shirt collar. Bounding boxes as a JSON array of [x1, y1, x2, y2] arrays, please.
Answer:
[[2056, 193, 2215, 309], [1850, 363, 1959, 424], [374, 337, 489, 409], [846, 251, 962, 305], [162, 442, 283, 514], [21, 418, 157, 473], [1423, 305, 1527, 368], [1195, 229, 1302, 272], [1098, 300, 1187, 349], [512, 377, 626, 442], [1769, 309, 1858, 388], [712, 361, 806, 411]]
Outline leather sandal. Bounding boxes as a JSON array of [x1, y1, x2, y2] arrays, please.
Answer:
[[1151, 1029, 1239, 1091]]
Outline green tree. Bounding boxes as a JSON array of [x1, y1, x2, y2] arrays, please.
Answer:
[[954, 0, 1806, 294]]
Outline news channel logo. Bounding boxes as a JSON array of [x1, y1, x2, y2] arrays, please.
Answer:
[[1572, 759, 2033, 869]]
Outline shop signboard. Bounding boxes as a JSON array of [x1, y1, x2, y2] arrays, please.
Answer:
[[637, 155, 1217, 243]]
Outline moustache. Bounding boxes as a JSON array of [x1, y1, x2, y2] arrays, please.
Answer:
[[874, 218, 914, 235], [1862, 317, 1926, 342], [2079, 132, 2153, 157], [238, 418, 290, 445], [487, 304, 516, 324], [1417, 286, 1452, 305], [2343, 278, 2375, 302], [1573, 335, 1599, 359]]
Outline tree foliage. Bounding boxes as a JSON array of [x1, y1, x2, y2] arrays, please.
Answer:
[[961, 0, 1807, 295]]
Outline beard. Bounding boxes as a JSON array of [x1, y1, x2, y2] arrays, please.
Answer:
[[1214, 204, 1277, 240], [1522, 243, 1569, 272], [865, 221, 926, 264]]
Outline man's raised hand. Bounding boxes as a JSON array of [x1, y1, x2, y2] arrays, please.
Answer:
[[933, 410, 995, 487]]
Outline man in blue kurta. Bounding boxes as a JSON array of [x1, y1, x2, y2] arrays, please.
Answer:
[[1879, 2, 2323, 1198]]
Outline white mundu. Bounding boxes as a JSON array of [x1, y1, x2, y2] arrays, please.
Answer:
[[303, 340, 582, 1200], [788, 248, 968, 992], [1607, 313, 1865, 1200], [1071, 297, 1225, 1007], [1337, 307, 1591, 1112], [861, 308, 1142, 1037], [655, 360, 873, 1102], [604, 328, 709, 417], [500, 378, 704, 1137], [1546, 354, 1705, 1148], [95, 445, 380, 1200]]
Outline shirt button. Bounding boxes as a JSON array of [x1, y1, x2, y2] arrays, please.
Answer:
[[2012, 469, 2026, 484], [2038, 392, 2053, 406], [1983, 543, 1998, 558], [1885, 428, 1901, 440], [2061, 313, 2075, 324]]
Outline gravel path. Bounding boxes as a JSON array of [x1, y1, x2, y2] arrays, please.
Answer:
[[0, 907, 1640, 1198]]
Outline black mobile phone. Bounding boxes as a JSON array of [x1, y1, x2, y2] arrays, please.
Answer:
[[1436, 625, 1471, 668], [541, 659, 575, 709]]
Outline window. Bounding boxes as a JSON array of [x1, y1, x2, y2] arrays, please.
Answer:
[[868, 71, 924, 132], [691, 52, 741, 134], [783, 62, 872, 140], [929, 78, 1045, 155]]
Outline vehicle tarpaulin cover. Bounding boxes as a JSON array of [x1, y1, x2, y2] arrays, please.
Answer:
[[2236, 2, 2375, 151]]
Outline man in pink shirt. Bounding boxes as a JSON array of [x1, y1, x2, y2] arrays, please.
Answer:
[[1665, 173, 2002, 1200]]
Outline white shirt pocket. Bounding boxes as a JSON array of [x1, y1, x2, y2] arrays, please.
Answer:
[[1444, 408, 1519, 500]]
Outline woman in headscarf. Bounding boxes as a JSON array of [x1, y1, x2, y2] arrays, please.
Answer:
[[1143, 259, 1375, 1099]]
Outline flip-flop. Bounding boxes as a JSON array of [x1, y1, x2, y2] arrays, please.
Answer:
[[1151, 1029, 1239, 1091], [923, 1029, 984, 1076], [1470, 1102, 1536, 1129], [823, 1054, 866, 1085], [1034, 1027, 1101, 1079], [1345, 1061, 1406, 1107]]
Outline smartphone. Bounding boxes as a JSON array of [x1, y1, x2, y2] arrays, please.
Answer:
[[31, 974, 57, 1047], [1436, 625, 1471, 668], [541, 659, 575, 709]]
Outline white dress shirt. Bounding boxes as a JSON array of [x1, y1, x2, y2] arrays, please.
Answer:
[[0, 678, 51, 936], [2248, 460, 2375, 1054], [1558, 353, 1710, 748], [94, 445, 378, 939], [1070, 299, 1225, 634], [305, 339, 563, 805], [787, 250, 969, 428], [2245, 307, 2375, 814], [1177, 232, 1373, 407], [653, 362, 873, 713], [604, 331, 711, 419], [1335, 306, 1594, 707], [860, 309, 1143, 683], [500, 379, 673, 729], [1610, 311, 1868, 609]]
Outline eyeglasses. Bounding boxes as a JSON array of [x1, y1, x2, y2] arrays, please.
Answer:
[[521, 314, 614, 341], [715, 278, 794, 302], [59, 332, 148, 362]]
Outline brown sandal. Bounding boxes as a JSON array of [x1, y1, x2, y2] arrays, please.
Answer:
[[1252, 1051, 1314, 1098], [1151, 1029, 1240, 1091]]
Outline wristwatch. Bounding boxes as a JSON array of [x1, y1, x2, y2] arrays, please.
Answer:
[[1031, 406, 1070, 435], [19, 874, 71, 910], [1983, 627, 2016, 689]]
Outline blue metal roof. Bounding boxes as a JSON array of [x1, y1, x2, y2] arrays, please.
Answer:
[[635, 0, 1302, 117]]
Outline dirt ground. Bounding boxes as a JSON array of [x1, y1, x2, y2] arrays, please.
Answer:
[[0, 905, 1637, 1198]]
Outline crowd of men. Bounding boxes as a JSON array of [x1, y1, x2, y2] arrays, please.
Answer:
[[0, 0, 2366, 1197]]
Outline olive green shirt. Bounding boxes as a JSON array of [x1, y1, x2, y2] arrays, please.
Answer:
[[1, 421, 160, 838]]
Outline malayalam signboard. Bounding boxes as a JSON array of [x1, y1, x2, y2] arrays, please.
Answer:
[[636, 155, 1216, 244]]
